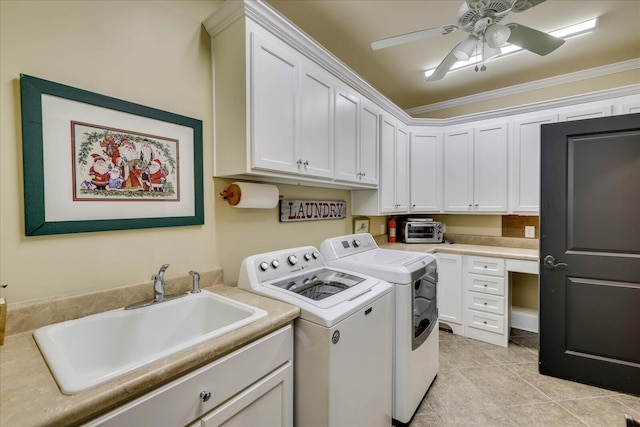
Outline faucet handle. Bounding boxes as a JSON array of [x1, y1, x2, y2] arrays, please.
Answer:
[[189, 271, 201, 293]]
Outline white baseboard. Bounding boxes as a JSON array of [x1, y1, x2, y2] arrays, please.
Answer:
[[511, 307, 539, 333]]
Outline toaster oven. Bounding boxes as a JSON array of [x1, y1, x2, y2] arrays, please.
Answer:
[[401, 219, 444, 243]]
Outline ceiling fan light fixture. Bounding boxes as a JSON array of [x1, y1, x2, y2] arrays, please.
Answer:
[[482, 44, 502, 61], [424, 18, 598, 80], [453, 35, 477, 60], [485, 23, 511, 48]]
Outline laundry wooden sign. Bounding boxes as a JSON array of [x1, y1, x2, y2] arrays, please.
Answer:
[[280, 199, 347, 222]]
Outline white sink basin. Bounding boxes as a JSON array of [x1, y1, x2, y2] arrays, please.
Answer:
[[33, 290, 267, 394]]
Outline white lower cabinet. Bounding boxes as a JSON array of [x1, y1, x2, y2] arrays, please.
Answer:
[[435, 253, 464, 335], [436, 254, 510, 347], [84, 325, 294, 427], [463, 256, 508, 347]]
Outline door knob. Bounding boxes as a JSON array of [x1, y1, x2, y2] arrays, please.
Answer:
[[544, 255, 568, 270]]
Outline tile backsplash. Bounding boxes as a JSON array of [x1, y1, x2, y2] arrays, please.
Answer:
[[502, 215, 540, 239]]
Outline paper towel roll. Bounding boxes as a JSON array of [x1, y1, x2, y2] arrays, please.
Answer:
[[221, 182, 279, 208]]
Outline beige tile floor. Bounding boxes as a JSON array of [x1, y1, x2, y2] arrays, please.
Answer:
[[410, 328, 640, 427]]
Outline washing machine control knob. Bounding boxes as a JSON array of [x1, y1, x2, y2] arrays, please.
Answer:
[[271, 259, 280, 269], [312, 251, 320, 259], [304, 253, 312, 261], [287, 255, 298, 265], [352, 239, 361, 248], [259, 262, 269, 271]]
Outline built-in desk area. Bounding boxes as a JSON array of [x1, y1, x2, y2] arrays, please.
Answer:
[[378, 240, 539, 348]]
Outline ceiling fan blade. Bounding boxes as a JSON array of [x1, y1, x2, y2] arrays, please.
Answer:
[[511, 0, 547, 13], [427, 47, 459, 82], [506, 23, 565, 56], [371, 25, 456, 50]]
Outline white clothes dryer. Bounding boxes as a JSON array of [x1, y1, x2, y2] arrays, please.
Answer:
[[321, 234, 438, 426]]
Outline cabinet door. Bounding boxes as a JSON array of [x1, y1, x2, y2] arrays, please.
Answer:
[[299, 64, 333, 178], [613, 94, 640, 115], [334, 89, 360, 183], [443, 129, 474, 211], [558, 104, 612, 122], [436, 253, 463, 328], [473, 123, 508, 212], [410, 130, 442, 212], [201, 362, 293, 427], [395, 124, 410, 211], [359, 101, 379, 186], [251, 31, 299, 174], [379, 116, 398, 212], [511, 114, 557, 213]]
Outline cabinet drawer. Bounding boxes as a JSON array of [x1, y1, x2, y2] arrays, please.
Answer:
[[465, 310, 504, 335], [85, 325, 293, 427], [465, 256, 505, 276], [466, 290, 504, 315], [464, 273, 505, 296]]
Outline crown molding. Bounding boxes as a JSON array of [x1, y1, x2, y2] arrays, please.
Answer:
[[203, 0, 411, 122], [204, 2, 638, 129], [405, 58, 640, 117]]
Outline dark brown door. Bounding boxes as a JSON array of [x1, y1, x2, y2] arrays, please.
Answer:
[[539, 113, 640, 396]]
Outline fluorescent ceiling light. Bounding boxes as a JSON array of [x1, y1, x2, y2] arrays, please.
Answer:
[[424, 18, 598, 79]]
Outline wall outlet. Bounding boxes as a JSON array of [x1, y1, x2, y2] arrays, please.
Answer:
[[380, 224, 385, 235], [525, 226, 535, 238]]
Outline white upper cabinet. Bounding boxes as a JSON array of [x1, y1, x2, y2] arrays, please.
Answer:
[[510, 113, 557, 213], [410, 129, 443, 212], [379, 115, 409, 213], [473, 122, 508, 212], [253, 29, 333, 179], [251, 30, 300, 174], [299, 63, 334, 178], [443, 122, 508, 213], [358, 100, 380, 186], [205, 10, 377, 189], [334, 89, 379, 186], [557, 101, 612, 122], [443, 127, 474, 212], [613, 94, 640, 115]]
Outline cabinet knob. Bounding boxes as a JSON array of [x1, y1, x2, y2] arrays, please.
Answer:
[[200, 390, 211, 402], [484, 284, 488, 287], [483, 321, 487, 325], [483, 302, 487, 305]]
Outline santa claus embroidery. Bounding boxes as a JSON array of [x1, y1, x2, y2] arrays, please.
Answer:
[[89, 154, 110, 190], [108, 166, 123, 190], [148, 159, 166, 192], [112, 142, 144, 191]]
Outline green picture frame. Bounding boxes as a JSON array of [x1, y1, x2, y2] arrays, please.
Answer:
[[20, 74, 204, 236]]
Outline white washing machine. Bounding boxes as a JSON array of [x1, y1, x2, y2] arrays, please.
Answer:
[[320, 233, 438, 426], [238, 246, 393, 427]]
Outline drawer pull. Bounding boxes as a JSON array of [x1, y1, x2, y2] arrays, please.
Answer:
[[200, 390, 211, 402]]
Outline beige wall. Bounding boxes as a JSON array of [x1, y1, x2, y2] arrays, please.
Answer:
[[0, 1, 357, 303], [0, 1, 628, 307]]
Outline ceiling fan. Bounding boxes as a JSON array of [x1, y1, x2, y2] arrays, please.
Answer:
[[371, 0, 565, 81]]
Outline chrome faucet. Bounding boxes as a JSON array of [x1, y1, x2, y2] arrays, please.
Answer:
[[152, 264, 170, 302], [189, 271, 201, 293]]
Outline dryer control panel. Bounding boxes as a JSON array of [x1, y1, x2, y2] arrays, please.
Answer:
[[320, 233, 378, 260]]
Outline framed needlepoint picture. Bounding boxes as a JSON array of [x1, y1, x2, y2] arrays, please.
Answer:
[[353, 217, 370, 234], [20, 74, 204, 236]]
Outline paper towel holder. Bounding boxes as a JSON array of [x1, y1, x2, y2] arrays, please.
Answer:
[[220, 183, 243, 206], [219, 182, 283, 207]]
